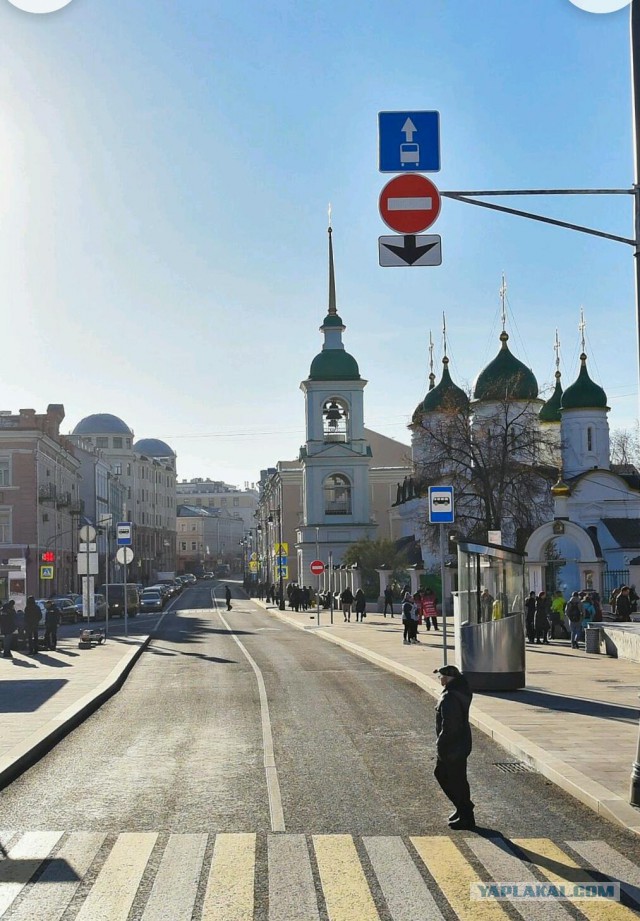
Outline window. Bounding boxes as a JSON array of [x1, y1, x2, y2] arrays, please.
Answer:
[[180, 541, 187, 551], [233, 497, 239, 507], [0, 458, 10, 487], [322, 398, 348, 442], [113, 437, 123, 449], [324, 474, 352, 516], [191, 541, 197, 551], [0, 508, 11, 542], [96, 437, 108, 448], [126, 438, 132, 448], [221, 498, 227, 506], [127, 465, 131, 476], [587, 427, 594, 452], [113, 463, 122, 476]]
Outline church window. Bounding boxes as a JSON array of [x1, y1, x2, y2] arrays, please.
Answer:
[[587, 427, 593, 452], [324, 473, 352, 515], [322, 399, 348, 442]]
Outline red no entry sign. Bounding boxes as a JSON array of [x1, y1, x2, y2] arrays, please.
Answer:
[[310, 559, 325, 576], [379, 173, 441, 234]]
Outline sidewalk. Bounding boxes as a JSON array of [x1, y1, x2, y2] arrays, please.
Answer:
[[259, 601, 640, 837], [0, 629, 150, 789]]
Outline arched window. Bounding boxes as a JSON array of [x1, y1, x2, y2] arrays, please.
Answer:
[[322, 398, 349, 442], [587, 426, 593, 452], [324, 473, 352, 516]]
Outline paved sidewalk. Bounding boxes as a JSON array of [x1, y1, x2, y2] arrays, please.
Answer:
[[259, 602, 640, 836], [0, 630, 150, 789]]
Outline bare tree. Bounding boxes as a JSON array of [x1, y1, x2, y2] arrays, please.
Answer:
[[413, 391, 558, 552], [610, 423, 640, 468]]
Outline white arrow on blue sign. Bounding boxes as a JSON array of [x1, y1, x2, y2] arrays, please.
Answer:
[[379, 111, 440, 173], [428, 486, 455, 524]]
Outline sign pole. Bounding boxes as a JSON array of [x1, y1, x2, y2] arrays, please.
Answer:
[[439, 524, 448, 667], [316, 529, 320, 626], [328, 550, 334, 625], [124, 556, 128, 638], [105, 528, 110, 640]]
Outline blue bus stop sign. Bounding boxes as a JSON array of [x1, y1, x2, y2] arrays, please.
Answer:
[[428, 486, 454, 523], [379, 111, 440, 173]]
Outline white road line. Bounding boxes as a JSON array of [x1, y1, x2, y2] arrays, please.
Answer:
[[141, 833, 207, 921], [212, 588, 285, 833], [8, 832, 106, 921], [567, 841, 640, 907], [268, 834, 320, 921], [363, 836, 445, 921], [388, 196, 432, 210], [74, 832, 157, 921], [201, 833, 256, 921], [0, 831, 62, 916]]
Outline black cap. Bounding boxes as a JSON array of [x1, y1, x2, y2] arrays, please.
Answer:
[[434, 665, 461, 678]]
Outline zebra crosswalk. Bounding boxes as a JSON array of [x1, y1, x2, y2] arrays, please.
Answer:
[[0, 830, 638, 920]]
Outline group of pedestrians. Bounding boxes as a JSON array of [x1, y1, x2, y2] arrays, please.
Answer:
[[286, 584, 315, 612], [1, 597, 60, 659], [524, 588, 604, 648], [400, 589, 440, 645], [609, 584, 637, 622]]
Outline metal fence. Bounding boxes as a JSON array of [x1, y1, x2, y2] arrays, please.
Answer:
[[603, 569, 629, 599]]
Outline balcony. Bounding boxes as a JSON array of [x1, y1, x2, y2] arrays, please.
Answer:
[[56, 492, 72, 508], [38, 483, 57, 503]]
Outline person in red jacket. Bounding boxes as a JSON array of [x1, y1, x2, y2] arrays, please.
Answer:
[[422, 588, 439, 631]]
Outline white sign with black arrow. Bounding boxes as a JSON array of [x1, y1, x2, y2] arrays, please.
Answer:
[[378, 234, 442, 267]]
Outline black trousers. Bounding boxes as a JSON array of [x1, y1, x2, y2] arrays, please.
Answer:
[[434, 757, 472, 812], [26, 627, 39, 653]]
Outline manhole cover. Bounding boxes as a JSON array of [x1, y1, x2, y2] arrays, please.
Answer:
[[494, 761, 536, 774]]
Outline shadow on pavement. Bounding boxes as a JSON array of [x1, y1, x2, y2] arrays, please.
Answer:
[[0, 857, 80, 883], [0, 679, 68, 713], [480, 688, 639, 723]]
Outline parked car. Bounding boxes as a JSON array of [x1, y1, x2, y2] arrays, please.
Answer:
[[76, 594, 107, 620], [147, 583, 170, 601], [37, 597, 79, 624], [98, 583, 139, 618], [156, 579, 179, 596], [51, 593, 82, 616], [139, 590, 164, 613], [182, 573, 197, 584]]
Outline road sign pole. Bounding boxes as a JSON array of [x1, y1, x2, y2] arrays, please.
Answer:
[[439, 524, 448, 667], [124, 557, 128, 638], [328, 550, 334, 625], [316, 529, 320, 626]]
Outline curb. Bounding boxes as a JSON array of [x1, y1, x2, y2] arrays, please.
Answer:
[[0, 636, 151, 791], [258, 601, 640, 837]]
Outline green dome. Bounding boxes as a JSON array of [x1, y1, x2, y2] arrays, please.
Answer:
[[321, 313, 344, 328], [421, 358, 469, 414], [539, 372, 563, 423], [561, 354, 608, 410], [309, 349, 360, 381], [473, 332, 538, 402]]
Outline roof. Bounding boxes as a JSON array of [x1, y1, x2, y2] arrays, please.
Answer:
[[72, 413, 133, 436], [539, 373, 563, 423], [561, 353, 608, 411], [601, 518, 640, 548], [134, 438, 175, 458], [308, 349, 360, 381], [416, 357, 469, 417], [473, 332, 539, 402], [177, 505, 228, 518]]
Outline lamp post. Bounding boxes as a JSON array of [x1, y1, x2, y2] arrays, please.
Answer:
[[268, 509, 286, 610]]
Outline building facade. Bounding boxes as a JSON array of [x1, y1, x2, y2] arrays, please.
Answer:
[[176, 479, 258, 532], [176, 505, 244, 574]]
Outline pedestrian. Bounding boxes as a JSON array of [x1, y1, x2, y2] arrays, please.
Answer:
[[565, 591, 583, 648], [591, 592, 603, 623], [433, 664, 475, 830], [383, 585, 394, 618], [291, 585, 301, 612], [615, 585, 632, 622], [1, 601, 16, 659], [225, 585, 232, 611], [354, 588, 366, 622], [630, 585, 639, 614], [410, 595, 421, 643], [549, 591, 568, 640], [401, 593, 414, 645], [524, 591, 536, 643], [24, 596, 41, 654], [581, 593, 595, 633], [422, 587, 439, 631], [302, 586, 310, 611], [257, 582, 264, 601], [43, 600, 59, 650], [340, 586, 354, 622], [480, 589, 493, 623], [534, 591, 549, 644], [270, 583, 276, 604]]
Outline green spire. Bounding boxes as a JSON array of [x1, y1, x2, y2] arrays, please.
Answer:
[[561, 353, 608, 411], [539, 371, 563, 423]]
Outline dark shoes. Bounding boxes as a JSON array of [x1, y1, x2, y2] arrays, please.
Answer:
[[448, 804, 475, 830]]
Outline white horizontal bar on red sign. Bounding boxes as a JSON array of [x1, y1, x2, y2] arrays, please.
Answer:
[[388, 197, 433, 210]]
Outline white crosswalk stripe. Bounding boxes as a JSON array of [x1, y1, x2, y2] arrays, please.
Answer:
[[0, 832, 637, 920]]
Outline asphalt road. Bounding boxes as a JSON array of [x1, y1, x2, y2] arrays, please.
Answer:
[[1, 581, 639, 918]]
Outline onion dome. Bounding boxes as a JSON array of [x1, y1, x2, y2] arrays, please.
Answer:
[[422, 357, 469, 413], [72, 413, 133, 435], [539, 371, 563, 423], [560, 353, 608, 411], [134, 438, 176, 458], [551, 474, 571, 498], [473, 332, 538, 402]]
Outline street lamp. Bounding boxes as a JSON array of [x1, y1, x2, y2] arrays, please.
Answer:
[[268, 508, 286, 610]]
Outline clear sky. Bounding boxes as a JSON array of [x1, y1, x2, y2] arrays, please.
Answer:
[[0, 0, 635, 486]]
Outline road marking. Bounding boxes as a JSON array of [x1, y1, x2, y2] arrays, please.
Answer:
[[568, 841, 640, 906], [8, 832, 105, 921], [141, 833, 207, 921], [201, 833, 255, 921], [74, 832, 157, 921], [363, 836, 445, 920], [214, 591, 285, 832], [0, 831, 62, 915], [466, 836, 573, 920], [268, 833, 320, 921], [313, 834, 379, 921], [513, 839, 638, 920], [388, 196, 433, 210], [411, 836, 511, 921]]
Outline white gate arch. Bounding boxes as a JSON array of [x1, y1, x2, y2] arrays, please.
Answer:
[[524, 520, 604, 594]]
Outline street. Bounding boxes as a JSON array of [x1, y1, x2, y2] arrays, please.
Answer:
[[0, 581, 639, 919]]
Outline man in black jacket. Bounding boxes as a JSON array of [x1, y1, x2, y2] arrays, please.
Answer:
[[433, 664, 475, 830], [1, 601, 16, 659]]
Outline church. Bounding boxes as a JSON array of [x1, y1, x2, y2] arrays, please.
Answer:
[[397, 311, 640, 600]]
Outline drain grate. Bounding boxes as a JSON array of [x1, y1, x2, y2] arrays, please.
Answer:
[[494, 761, 536, 774]]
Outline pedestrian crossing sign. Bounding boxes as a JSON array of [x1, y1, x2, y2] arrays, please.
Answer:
[[40, 565, 54, 580], [274, 542, 288, 555], [277, 564, 288, 579]]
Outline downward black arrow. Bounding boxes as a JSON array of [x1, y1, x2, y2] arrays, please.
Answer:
[[382, 235, 438, 265]]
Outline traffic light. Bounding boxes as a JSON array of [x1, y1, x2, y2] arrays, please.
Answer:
[[41, 551, 55, 563]]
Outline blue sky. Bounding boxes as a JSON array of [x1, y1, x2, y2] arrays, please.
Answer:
[[0, 0, 635, 485]]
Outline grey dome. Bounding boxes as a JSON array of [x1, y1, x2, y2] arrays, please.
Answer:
[[72, 413, 133, 436], [134, 438, 175, 458]]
